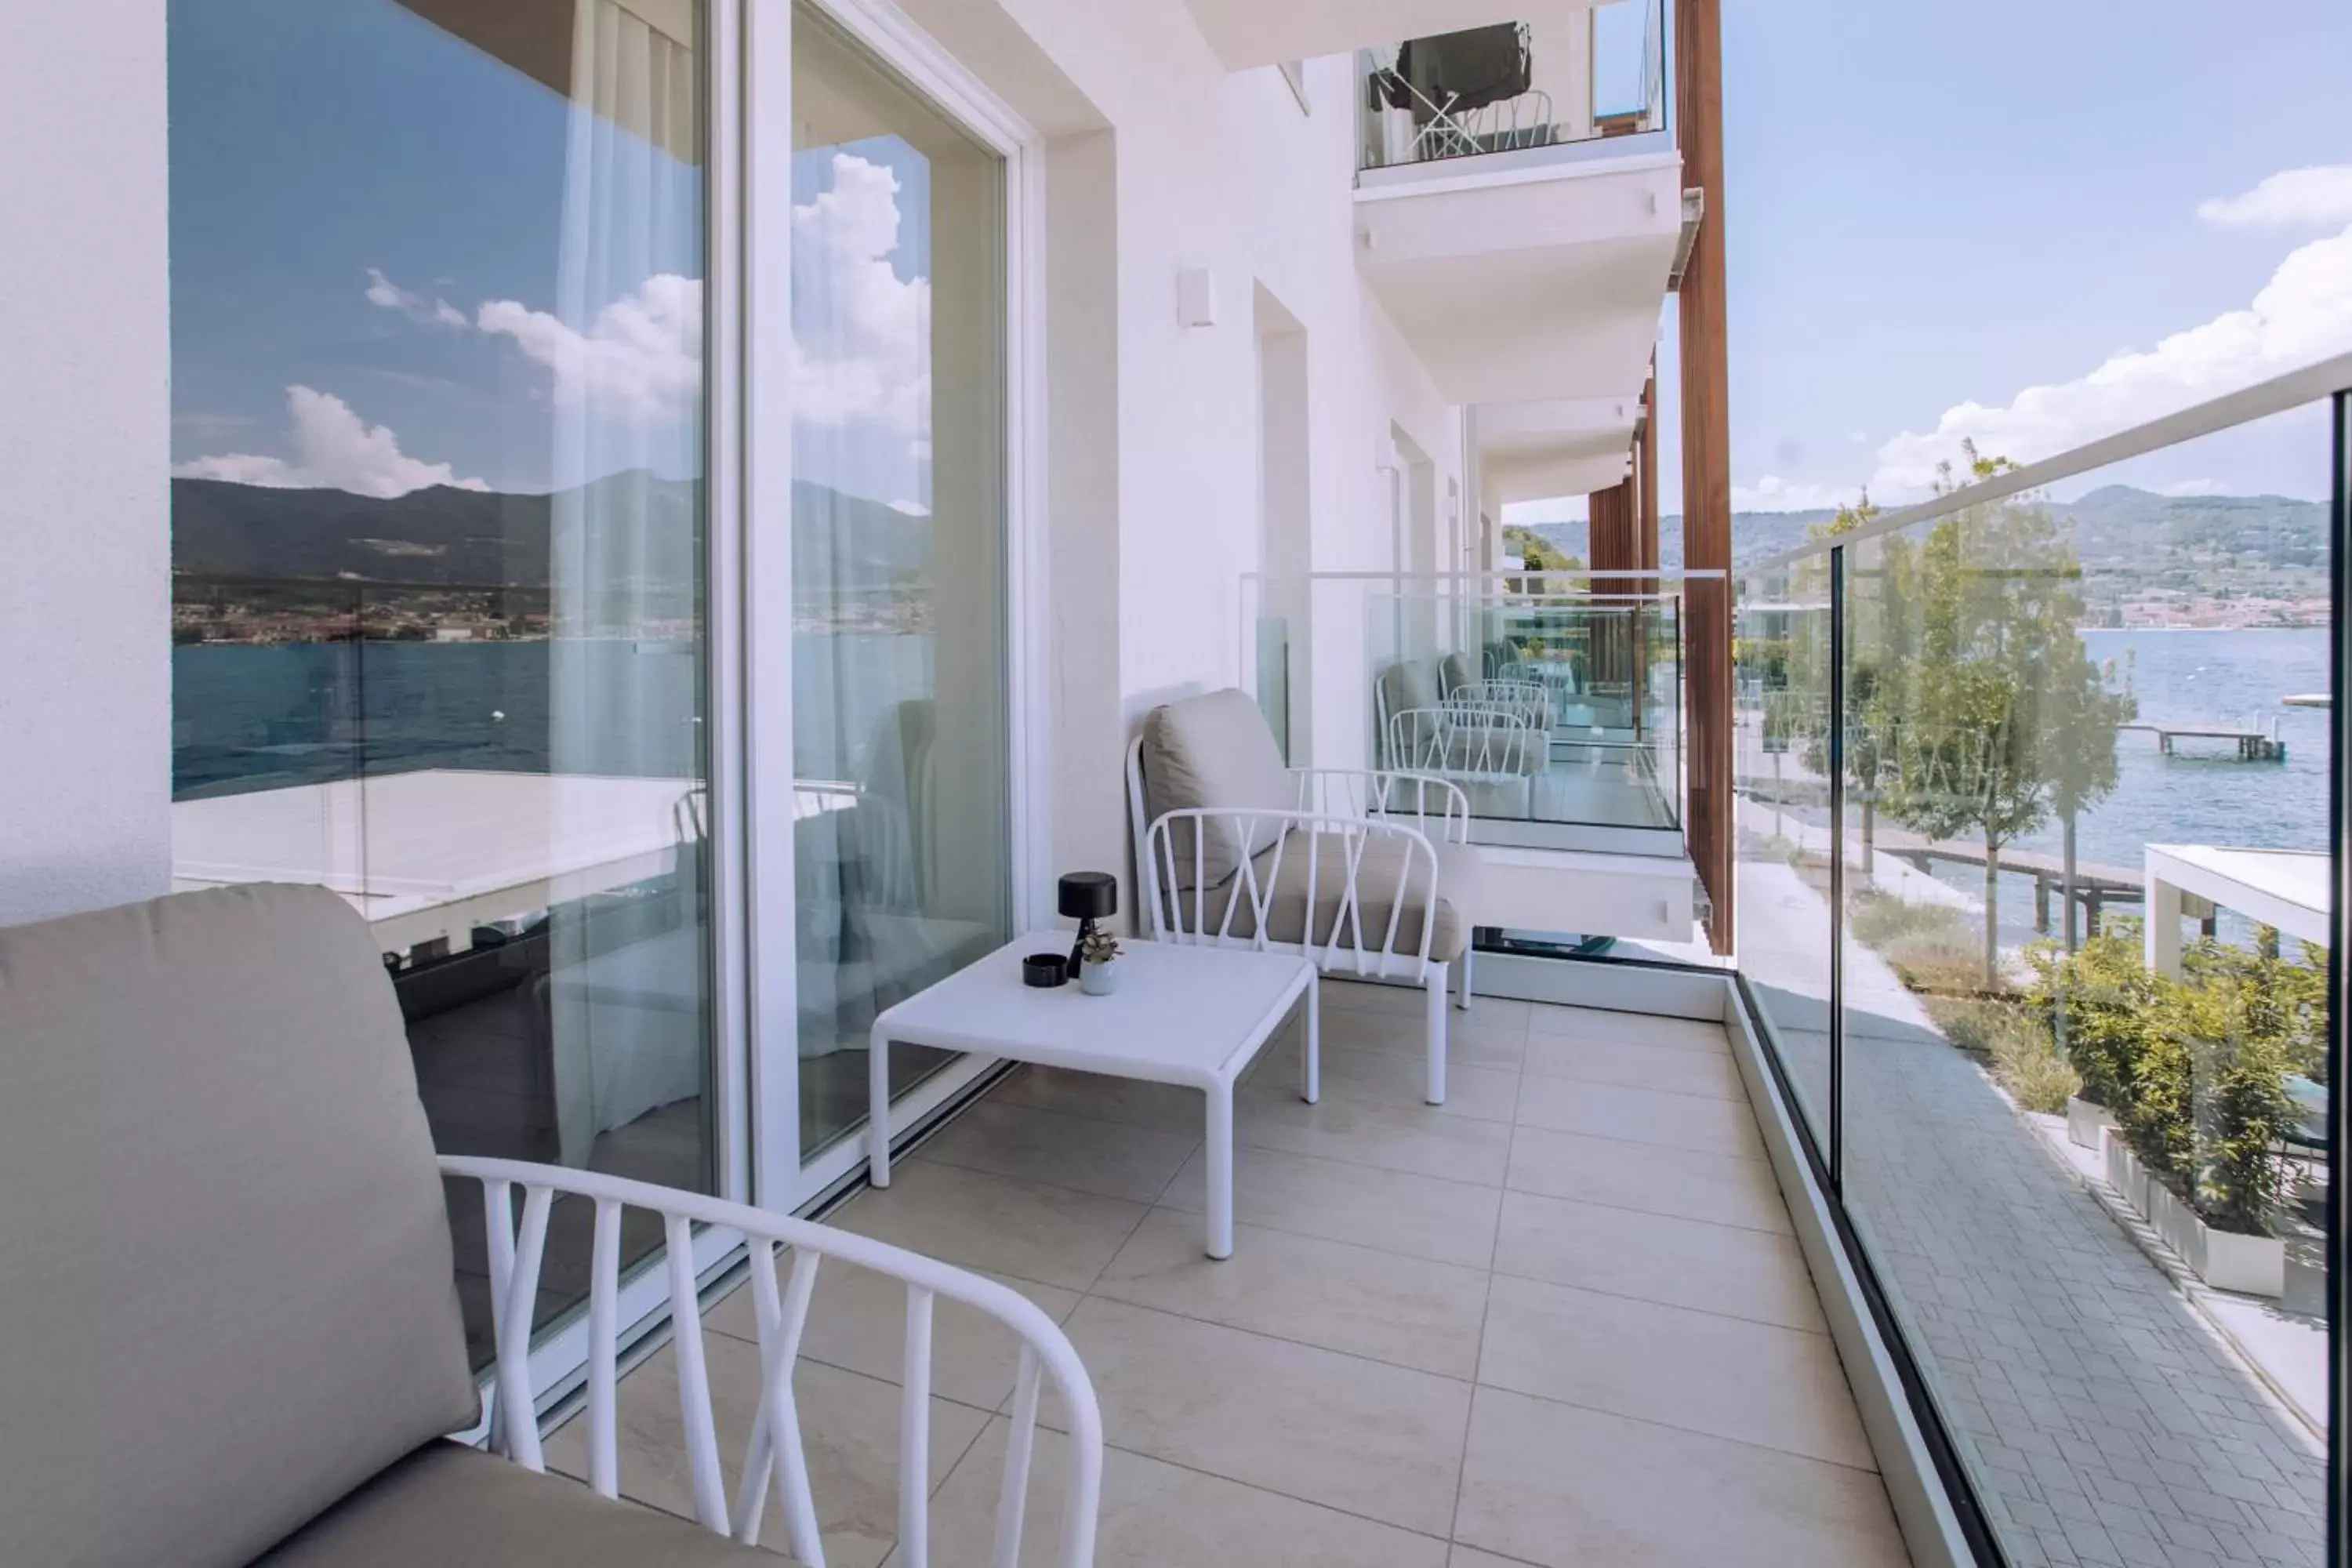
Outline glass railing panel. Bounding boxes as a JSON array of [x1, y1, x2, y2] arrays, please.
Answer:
[[1357, 1, 1665, 176], [1732, 560, 1835, 1146], [1364, 585, 1686, 833], [1835, 409, 2332, 1563]]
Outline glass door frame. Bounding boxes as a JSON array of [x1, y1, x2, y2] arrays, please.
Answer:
[[739, 0, 1051, 1213]]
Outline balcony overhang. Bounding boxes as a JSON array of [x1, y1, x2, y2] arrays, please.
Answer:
[[1181, 0, 1558, 71], [1477, 396, 1638, 503], [1357, 142, 1680, 408]]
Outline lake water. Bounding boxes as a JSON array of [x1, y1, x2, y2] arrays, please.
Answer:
[[173, 633, 935, 798], [1925, 626, 2332, 949]]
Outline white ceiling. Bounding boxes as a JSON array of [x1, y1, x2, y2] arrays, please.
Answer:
[[1358, 152, 1680, 408]]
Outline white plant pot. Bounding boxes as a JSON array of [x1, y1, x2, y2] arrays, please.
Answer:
[[2066, 1095, 2115, 1151], [2100, 1129, 2148, 1215], [2097, 1130, 2285, 1298], [1078, 958, 1120, 996], [2176, 1207, 2287, 1298]]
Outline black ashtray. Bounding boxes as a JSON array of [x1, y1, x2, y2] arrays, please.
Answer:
[[1022, 953, 1070, 988]]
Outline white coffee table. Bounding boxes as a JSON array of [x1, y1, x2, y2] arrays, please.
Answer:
[[868, 934, 1318, 1259]]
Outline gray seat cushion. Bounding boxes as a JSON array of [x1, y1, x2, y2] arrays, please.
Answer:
[[1140, 689, 1296, 889], [0, 884, 479, 1568], [1176, 833, 1483, 964], [256, 1441, 795, 1566]]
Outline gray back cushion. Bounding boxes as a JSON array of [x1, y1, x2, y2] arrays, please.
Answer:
[[0, 884, 479, 1568], [1141, 688, 1295, 890], [1439, 651, 1475, 697]]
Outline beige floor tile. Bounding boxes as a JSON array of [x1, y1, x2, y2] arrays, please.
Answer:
[[1453, 1388, 1909, 1568], [1492, 1189, 1823, 1331], [1519, 1033, 1746, 1102], [1250, 1039, 1522, 1123], [706, 1257, 1082, 1414], [900, 1420, 1450, 1568], [1514, 1075, 1766, 1162], [1048, 1298, 1472, 1536], [1093, 1207, 1491, 1377], [545, 1338, 988, 1568], [1159, 1142, 1503, 1269], [1324, 1006, 1529, 1070], [1234, 1091, 1514, 1186], [1504, 1124, 1792, 1234], [990, 1065, 1210, 1137], [1525, 1005, 1730, 1054], [1321, 977, 1437, 1018], [917, 1101, 1198, 1204], [831, 1162, 1146, 1291], [1447, 1549, 1537, 1568], [1476, 1275, 1874, 1470]]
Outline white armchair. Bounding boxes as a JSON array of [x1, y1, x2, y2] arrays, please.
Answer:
[[0, 884, 1103, 1568], [1126, 690, 1483, 1105]]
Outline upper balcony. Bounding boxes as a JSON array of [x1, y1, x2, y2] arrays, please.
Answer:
[[1352, 3, 1690, 410]]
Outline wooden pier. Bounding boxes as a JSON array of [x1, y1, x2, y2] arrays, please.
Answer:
[[2120, 720, 2285, 761], [1868, 829, 2148, 938]]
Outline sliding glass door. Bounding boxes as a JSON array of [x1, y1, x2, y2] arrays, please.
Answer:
[[786, 5, 1012, 1165], [169, 0, 717, 1364]]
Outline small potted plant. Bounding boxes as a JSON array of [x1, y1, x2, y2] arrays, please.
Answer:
[[1077, 926, 1123, 996]]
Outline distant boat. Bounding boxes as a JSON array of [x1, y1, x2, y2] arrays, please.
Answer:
[[2281, 693, 2331, 709]]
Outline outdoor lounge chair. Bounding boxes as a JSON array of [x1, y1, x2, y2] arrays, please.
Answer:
[[0, 883, 1102, 1568], [1127, 688, 1483, 1104]]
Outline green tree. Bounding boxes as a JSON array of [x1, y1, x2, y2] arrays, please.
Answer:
[[1877, 444, 2128, 984]]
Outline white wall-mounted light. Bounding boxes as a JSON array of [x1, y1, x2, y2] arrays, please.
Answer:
[[1177, 267, 1218, 328]]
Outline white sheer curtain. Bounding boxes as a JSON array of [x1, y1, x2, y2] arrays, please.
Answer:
[[546, 0, 706, 1167]]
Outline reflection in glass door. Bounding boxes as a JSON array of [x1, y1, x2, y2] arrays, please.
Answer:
[[788, 6, 1011, 1160], [167, 0, 717, 1365]]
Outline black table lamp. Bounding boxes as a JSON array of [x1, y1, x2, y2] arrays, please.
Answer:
[[1059, 872, 1117, 980]]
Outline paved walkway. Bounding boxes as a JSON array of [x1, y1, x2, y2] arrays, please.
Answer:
[[1741, 858, 2326, 1568]]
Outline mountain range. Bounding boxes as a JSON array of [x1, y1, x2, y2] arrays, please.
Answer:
[[1523, 485, 2328, 580], [171, 472, 933, 593]]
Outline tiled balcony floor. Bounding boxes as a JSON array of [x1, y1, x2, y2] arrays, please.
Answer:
[[545, 979, 1915, 1567]]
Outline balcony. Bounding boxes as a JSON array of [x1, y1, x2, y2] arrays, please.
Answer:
[[541, 976, 1913, 1566], [1352, 5, 1689, 409]]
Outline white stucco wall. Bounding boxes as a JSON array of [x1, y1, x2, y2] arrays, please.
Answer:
[[0, 0, 173, 925]]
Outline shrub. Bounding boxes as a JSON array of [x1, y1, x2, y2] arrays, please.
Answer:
[[1926, 995, 2078, 1114], [2027, 923, 2318, 1236], [1849, 889, 1994, 995]]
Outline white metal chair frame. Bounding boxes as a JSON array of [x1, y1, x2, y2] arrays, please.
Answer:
[[1443, 677, 1550, 735], [1126, 745, 1472, 1104], [1386, 702, 1546, 786], [442, 1155, 1104, 1568]]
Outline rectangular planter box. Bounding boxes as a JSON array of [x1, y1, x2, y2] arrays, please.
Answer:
[[2172, 1204, 2286, 1298], [2098, 1129, 2285, 1298], [2100, 1128, 2148, 1215], [2066, 1095, 2115, 1150]]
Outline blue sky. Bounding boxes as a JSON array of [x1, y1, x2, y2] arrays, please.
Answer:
[[175, 1, 2349, 518], [169, 0, 935, 509], [1530, 0, 2352, 525]]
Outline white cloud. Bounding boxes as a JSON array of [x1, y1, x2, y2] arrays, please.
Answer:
[[1732, 475, 1855, 513], [2155, 477, 2227, 497], [1864, 217, 2352, 500], [173, 385, 488, 498], [2197, 165, 2352, 230], [477, 274, 703, 419], [886, 499, 930, 516], [792, 153, 931, 443], [365, 267, 469, 329]]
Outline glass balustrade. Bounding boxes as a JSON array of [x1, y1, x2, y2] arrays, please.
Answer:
[[1732, 390, 2344, 1567]]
